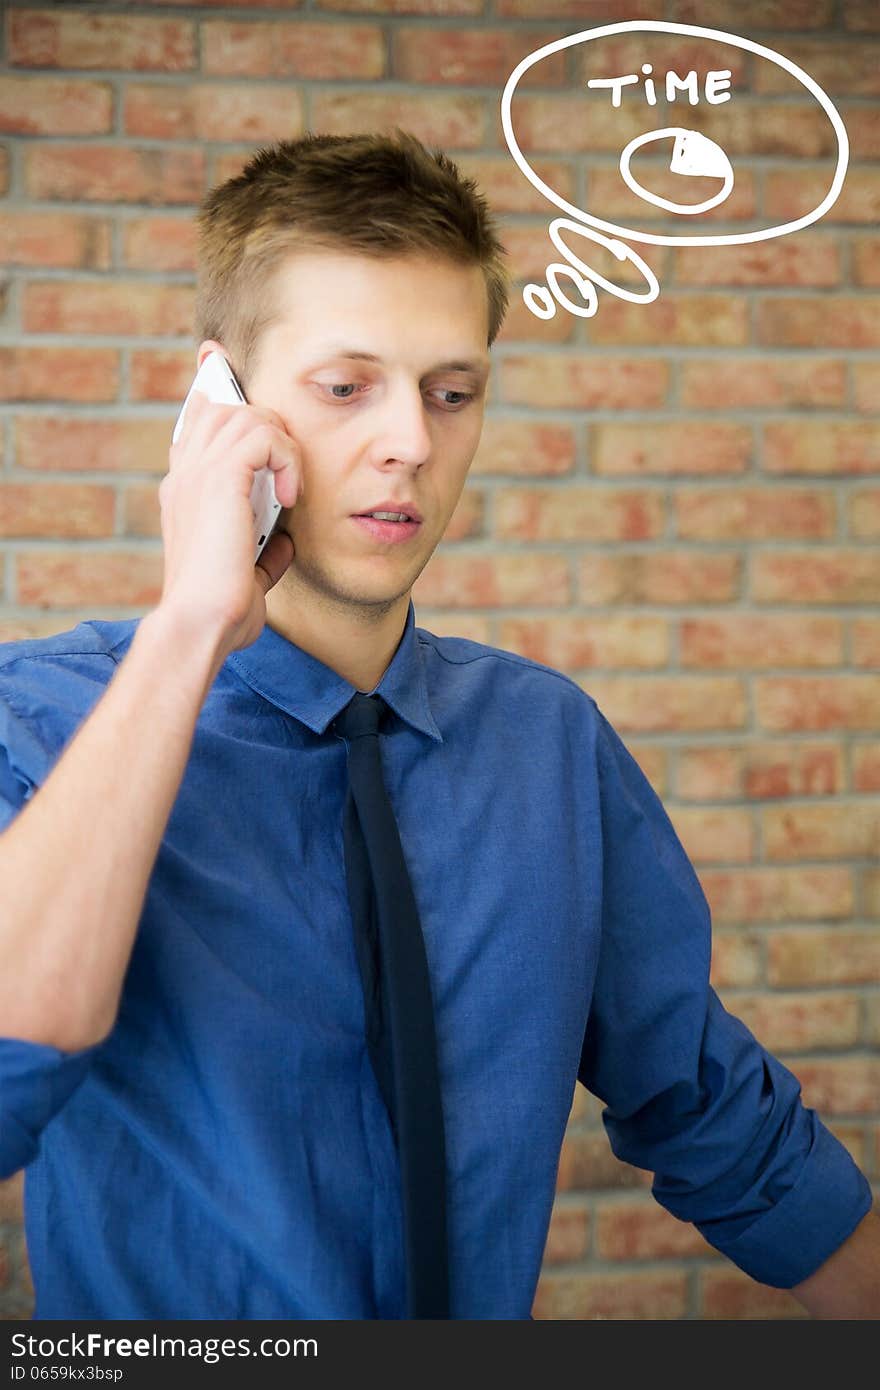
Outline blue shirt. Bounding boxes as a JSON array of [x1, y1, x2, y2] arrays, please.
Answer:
[[0, 600, 871, 1319]]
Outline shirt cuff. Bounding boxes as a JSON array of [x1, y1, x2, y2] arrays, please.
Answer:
[[0, 1035, 102, 1178], [696, 1118, 874, 1288]]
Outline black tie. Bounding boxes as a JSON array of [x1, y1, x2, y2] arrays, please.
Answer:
[[333, 691, 450, 1320]]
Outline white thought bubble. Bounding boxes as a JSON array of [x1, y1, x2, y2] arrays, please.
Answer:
[[500, 19, 848, 249]]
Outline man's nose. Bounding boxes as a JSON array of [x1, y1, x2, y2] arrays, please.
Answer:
[[372, 383, 432, 468]]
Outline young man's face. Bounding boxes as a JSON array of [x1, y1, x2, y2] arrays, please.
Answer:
[[199, 248, 491, 616]]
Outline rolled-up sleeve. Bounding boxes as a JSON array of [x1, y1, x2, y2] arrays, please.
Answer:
[[578, 708, 873, 1288], [0, 692, 102, 1178], [0, 1038, 101, 1179]]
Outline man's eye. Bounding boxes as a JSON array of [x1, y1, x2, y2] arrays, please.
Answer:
[[321, 384, 474, 408], [328, 383, 360, 399]]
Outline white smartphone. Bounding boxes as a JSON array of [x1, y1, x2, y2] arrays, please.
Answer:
[[171, 350, 283, 564]]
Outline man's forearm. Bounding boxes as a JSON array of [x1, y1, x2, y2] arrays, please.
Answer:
[[788, 1207, 880, 1318]]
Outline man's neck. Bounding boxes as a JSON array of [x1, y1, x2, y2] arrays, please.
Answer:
[[264, 579, 411, 693]]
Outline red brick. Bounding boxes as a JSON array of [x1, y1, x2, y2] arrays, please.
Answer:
[[406, 611, 491, 644], [122, 218, 197, 273], [500, 223, 668, 289], [497, 0, 664, 15], [762, 803, 879, 861], [595, 422, 750, 476], [455, 153, 575, 214], [709, 931, 762, 988], [471, 420, 576, 476], [556, 1130, 652, 1193], [673, 0, 834, 26], [755, 38, 880, 96], [533, 1270, 687, 1320], [129, 350, 193, 400], [743, 742, 844, 799], [495, 487, 663, 541], [589, 296, 748, 347], [682, 615, 842, 670], [700, 867, 853, 924], [0, 211, 112, 269], [674, 238, 839, 287], [15, 552, 162, 609], [0, 616, 90, 644], [581, 677, 746, 733], [853, 363, 880, 413], [851, 629, 880, 682], [579, 551, 740, 605], [23, 281, 193, 337], [490, 94, 648, 154], [124, 82, 304, 142], [14, 418, 172, 475], [680, 359, 845, 410], [8, 9, 196, 70], [0, 484, 114, 539], [843, 0, 880, 27], [496, 615, 668, 670], [845, 106, 880, 159], [318, 0, 481, 11], [0, 1172, 23, 1222], [764, 422, 880, 474], [757, 296, 880, 347], [756, 676, 880, 732], [412, 552, 570, 607], [446, 490, 485, 541], [866, 870, 880, 917], [753, 552, 880, 605], [675, 487, 836, 540], [768, 930, 880, 986], [542, 1204, 590, 1264], [0, 76, 112, 134], [596, 1198, 718, 1260], [677, 746, 743, 801], [685, 742, 843, 803], [121, 484, 160, 540], [700, 1269, 806, 1320], [853, 741, 880, 790], [0, 348, 119, 402], [796, 1059, 880, 1115], [0, 146, 8, 196], [500, 354, 668, 410], [25, 145, 204, 205], [393, 26, 564, 86], [202, 20, 383, 78], [849, 489, 880, 538], [852, 237, 880, 287], [765, 168, 880, 225], [666, 806, 754, 864], [701, 102, 837, 157], [311, 90, 484, 147], [728, 989, 856, 1050], [577, 33, 748, 89], [496, 294, 576, 345]]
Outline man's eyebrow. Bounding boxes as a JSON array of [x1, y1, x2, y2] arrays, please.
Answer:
[[311, 346, 491, 376]]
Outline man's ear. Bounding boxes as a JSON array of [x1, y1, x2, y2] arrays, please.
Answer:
[[197, 339, 226, 371]]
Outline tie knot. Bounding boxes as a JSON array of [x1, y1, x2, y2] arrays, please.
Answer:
[[334, 691, 388, 740]]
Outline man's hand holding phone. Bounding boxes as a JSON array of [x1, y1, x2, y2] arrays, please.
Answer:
[[159, 377, 301, 661]]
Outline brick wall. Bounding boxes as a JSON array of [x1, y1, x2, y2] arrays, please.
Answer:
[[0, 0, 878, 1321]]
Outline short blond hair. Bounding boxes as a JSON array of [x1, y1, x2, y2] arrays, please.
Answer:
[[194, 128, 511, 394]]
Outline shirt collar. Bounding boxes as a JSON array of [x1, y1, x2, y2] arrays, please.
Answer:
[[227, 597, 443, 743]]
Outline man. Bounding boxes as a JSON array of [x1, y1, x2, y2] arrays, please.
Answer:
[[0, 131, 877, 1320]]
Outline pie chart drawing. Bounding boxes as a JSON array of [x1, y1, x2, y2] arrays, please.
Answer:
[[619, 127, 734, 216]]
